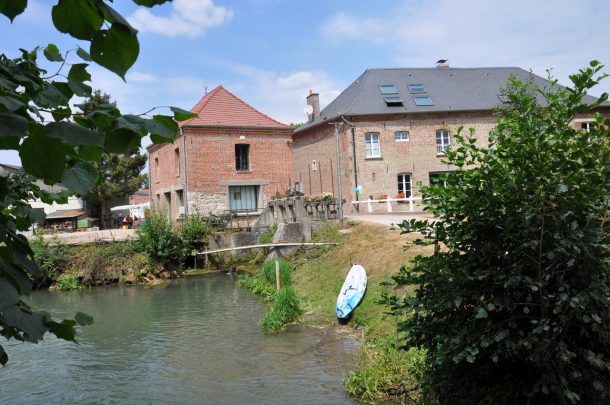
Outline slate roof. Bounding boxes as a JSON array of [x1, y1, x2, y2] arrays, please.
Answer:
[[180, 86, 289, 129], [296, 67, 609, 132]]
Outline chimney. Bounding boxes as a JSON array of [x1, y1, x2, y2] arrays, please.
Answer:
[[436, 59, 449, 68], [306, 90, 320, 121]]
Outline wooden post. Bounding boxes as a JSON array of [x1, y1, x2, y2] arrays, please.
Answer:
[[275, 259, 281, 291]]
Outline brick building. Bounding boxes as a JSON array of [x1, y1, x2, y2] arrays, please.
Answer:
[[293, 63, 610, 213], [148, 86, 293, 218]]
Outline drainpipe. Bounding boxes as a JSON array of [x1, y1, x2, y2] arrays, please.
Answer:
[[350, 125, 358, 212], [181, 127, 189, 216], [147, 150, 152, 207]]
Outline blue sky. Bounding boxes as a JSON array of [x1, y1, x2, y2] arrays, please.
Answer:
[[1, 0, 610, 166]]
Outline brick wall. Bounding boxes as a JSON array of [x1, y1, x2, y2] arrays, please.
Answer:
[[293, 111, 497, 213], [149, 126, 293, 217]]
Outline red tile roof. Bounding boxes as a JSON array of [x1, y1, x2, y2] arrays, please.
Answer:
[[180, 86, 289, 129]]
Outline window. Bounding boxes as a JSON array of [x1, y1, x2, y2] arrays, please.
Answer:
[[384, 96, 404, 106], [414, 96, 434, 106], [397, 173, 412, 197], [229, 185, 259, 212], [235, 144, 249, 171], [429, 171, 455, 188], [174, 148, 180, 176], [581, 122, 595, 132], [436, 130, 450, 154], [365, 132, 381, 158], [408, 84, 425, 94], [379, 84, 398, 94], [154, 157, 159, 182], [395, 131, 409, 141]]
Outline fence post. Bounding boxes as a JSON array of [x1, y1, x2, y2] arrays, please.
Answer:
[[275, 259, 281, 291], [409, 197, 414, 212], [367, 198, 373, 213], [387, 197, 393, 212]]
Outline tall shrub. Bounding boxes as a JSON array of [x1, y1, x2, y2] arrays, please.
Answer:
[[393, 63, 609, 404], [180, 213, 212, 258], [134, 211, 183, 268]]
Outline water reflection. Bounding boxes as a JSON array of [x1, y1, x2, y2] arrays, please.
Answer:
[[1, 275, 359, 404]]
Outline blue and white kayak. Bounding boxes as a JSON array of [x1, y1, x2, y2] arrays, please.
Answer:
[[336, 264, 367, 319]]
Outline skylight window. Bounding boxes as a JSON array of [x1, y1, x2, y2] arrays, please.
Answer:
[[413, 96, 433, 106], [379, 85, 398, 95], [408, 84, 426, 94], [384, 96, 404, 106]]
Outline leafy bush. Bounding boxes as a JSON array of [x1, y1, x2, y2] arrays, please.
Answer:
[[180, 213, 211, 255], [30, 236, 67, 284], [55, 274, 82, 291], [393, 63, 610, 404], [345, 338, 428, 404], [262, 258, 294, 287], [133, 211, 183, 268], [261, 287, 302, 332]]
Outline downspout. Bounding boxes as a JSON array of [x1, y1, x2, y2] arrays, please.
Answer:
[[350, 125, 359, 212], [181, 127, 189, 216], [147, 150, 152, 208]]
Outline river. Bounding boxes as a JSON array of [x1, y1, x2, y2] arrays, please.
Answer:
[[1, 274, 360, 404]]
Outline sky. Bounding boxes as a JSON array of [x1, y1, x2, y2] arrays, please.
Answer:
[[1, 0, 610, 166]]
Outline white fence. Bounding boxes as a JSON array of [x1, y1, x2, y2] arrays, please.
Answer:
[[351, 196, 423, 213]]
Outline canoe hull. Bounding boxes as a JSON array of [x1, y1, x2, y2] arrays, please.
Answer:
[[336, 264, 367, 319]]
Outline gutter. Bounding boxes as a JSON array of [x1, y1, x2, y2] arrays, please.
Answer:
[[181, 127, 189, 216]]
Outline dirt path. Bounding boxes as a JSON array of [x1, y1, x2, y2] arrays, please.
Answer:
[[33, 229, 136, 245]]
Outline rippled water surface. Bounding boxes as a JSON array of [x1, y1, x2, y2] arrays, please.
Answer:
[[1, 275, 359, 404]]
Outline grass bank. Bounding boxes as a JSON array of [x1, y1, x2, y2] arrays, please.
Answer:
[[291, 220, 433, 403]]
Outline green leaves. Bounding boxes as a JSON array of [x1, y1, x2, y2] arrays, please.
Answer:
[[0, 0, 27, 22], [52, 0, 103, 40], [90, 24, 139, 80], [61, 161, 99, 194], [20, 131, 66, 183], [75, 312, 94, 326], [171, 107, 197, 121], [45, 122, 104, 147], [0, 112, 27, 137]]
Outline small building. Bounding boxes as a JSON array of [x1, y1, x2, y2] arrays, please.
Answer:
[[148, 86, 293, 219], [292, 62, 610, 213], [42, 208, 89, 233]]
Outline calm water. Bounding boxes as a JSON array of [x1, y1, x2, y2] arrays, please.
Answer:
[[1, 275, 359, 404]]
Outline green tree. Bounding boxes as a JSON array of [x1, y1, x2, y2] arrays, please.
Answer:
[[0, 0, 195, 365], [393, 63, 609, 404], [81, 91, 147, 228]]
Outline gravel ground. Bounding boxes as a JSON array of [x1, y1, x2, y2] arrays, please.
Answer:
[[32, 229, 136, 245]]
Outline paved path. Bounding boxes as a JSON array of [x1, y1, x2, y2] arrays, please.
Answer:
[[345, 212, 434, 227], [33, 229, 136, 244]]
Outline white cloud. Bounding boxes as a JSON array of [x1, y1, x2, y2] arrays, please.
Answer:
[[129, 0, 233, 38], [218, 61, 344, 124], [322, 0, 610, 96]]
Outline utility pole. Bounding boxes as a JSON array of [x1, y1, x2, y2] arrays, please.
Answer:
[[333, 122, 344, 226]]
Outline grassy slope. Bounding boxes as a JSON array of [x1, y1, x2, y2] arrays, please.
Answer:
[[291, 220, 432, 338]]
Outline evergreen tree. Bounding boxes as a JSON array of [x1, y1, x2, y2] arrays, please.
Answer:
[[80, 91, 147, 228]]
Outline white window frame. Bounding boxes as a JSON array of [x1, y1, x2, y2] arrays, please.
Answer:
[[365, 132, 381, 158], [581, 121, 594, 132], [397, 173, 412, 197], [436, 130, 450, 155], [395, 131, 409, 141]]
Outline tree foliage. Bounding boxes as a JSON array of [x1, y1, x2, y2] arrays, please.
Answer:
[[81, 91, 147, 228], [0, 0, 195, 365], [393, 63, 610, 404]]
